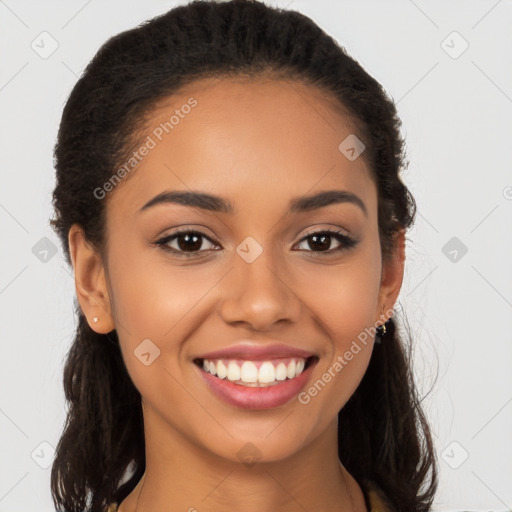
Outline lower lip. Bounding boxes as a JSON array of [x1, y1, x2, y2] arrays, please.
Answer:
[[195, 359, 317, 410]]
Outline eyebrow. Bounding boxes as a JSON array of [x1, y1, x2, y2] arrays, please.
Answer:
[[139, 189, 367, 217]]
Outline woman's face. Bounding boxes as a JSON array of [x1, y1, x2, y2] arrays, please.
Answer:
[[74, 76, 404, 464]]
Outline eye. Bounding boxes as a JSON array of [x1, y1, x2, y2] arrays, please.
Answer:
[[154, 227, 358, 258], [154, 229, 219, 257], [294, 229, 357, 254]]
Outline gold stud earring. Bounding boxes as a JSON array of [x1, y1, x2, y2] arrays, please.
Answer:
[[376, 305, 387, 341], [93, 317, 99, 323], [381, 305, 387, 334]]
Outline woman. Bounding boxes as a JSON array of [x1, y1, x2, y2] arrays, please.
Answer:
[[50, 1, 438, 511]]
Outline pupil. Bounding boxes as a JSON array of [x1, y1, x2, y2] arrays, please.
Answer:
[[178, 233, 201, 251], [310, 234, 330, 251]]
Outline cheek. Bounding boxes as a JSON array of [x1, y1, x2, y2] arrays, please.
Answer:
[[104, 240, 219, 385], [105, 251, 210, 417], [296, 244, 381, 409], [106, 239, 218, 341], [303, 246, 382, 345]]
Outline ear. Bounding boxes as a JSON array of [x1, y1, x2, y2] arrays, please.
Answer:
[[68, 224, 115, 334], [376, 227, 406, 324]]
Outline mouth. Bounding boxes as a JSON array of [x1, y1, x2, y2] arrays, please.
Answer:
[[193, 356, 318, 387], [192, 355, 319, 410]]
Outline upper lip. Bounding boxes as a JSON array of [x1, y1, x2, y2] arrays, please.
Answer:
[[195, 342, 316, 361]]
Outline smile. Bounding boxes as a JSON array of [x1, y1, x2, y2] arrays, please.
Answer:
[[193, 356, 318, 409], [199, 356, 312, 385]]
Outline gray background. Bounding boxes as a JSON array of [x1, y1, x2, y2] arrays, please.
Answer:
[[1, 0, 511, 510]]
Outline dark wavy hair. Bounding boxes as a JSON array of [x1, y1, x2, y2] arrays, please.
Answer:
[[50, 1, 438, 511]]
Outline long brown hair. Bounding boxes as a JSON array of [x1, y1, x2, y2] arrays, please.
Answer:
[[50, 1, 438, 510]]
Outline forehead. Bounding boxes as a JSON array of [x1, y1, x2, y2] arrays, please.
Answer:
[[106, 76, 376, 220]]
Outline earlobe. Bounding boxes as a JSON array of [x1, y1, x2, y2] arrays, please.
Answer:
[[377, 228, 406, 323], [68, 224, 115, 334]]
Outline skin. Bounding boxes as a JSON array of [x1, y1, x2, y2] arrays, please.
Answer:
[[68, 76, 405, 512]]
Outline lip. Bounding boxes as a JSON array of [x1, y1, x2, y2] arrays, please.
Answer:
[[194, 356, 318, 410], [195, 342, 316, 361]]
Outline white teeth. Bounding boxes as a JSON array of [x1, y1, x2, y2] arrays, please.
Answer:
[[258, 361, 275, 383], [200, 357, 309, 384], [286, 360, 296, 379], [216, 360, 228, 379], [240, 361, 258, 383], [295, 359, 305, 376], [275, 362, 287, 381], [227, 361, 241, 381]]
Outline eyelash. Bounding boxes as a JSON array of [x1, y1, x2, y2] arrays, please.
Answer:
[[154, 227, 358, 258]]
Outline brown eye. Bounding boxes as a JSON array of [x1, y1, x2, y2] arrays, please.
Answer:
[[155, 230, 219, 256], [295, 229, 357, 254]]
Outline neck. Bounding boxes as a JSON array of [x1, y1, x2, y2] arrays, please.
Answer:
[[118, 409, 367, 512]]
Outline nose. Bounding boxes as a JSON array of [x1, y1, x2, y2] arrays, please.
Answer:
[[219, 247, 302, 331]]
